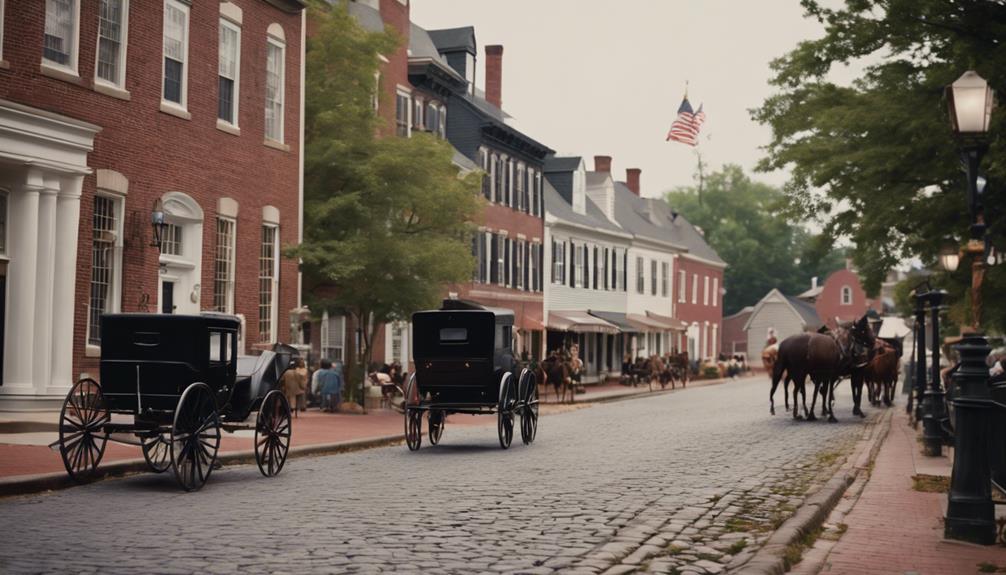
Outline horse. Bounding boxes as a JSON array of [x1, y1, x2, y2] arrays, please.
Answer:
[[541, 352, 573, 403], [770, 333, 811, 419], [865, 337, 902, 407], [762, 344, 779, 375], [664, 351, 690, 388], [813, 315, 877, 421]]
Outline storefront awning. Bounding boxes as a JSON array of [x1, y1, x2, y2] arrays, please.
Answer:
[[627, 313, 672, 331], [645, 311, 689, 331], [587, 311, 638, 333], [548, 311, 620, 334]]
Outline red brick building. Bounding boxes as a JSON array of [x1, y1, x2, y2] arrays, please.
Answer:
[[0, 0, 305, 408], [672, 241, 727, 361], [796, 267, 880, 328]]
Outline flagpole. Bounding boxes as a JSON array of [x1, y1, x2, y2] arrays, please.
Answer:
[[695, 148, 705, 206]]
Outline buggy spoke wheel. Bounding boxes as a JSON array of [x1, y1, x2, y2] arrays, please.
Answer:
[[497, 373, 515, 449], [404, 373, 422, 451], [428, 410, 445, 445], [170, 383, 220, 492], [141, 432, 171, 473], [58, 379, 109, 482], [519, 370, 539, 445], [255, 390, 292, 477]]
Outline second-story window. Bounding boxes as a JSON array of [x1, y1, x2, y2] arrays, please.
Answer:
[[662, 262, 669, 297], [478, 148, 490, 199], [218, 18, 240, 126], [692, 273, 698, 304], [712, 276, 719, 307], [516, 241, 524, 290], [395, 90, 410, 137], [597, 247, 606, 291], [678, 269, 686, 302], [515, 164, 525, 212], [438, 103, 447, 138], [651, 260, 658, 295], [493, 155, 504, 203], [412, 97, 423, 130], [44, 0, 78, 71], [636, 256, 645, 294], [162, 0, 188, 107], [265, 36, 285, 142], [574, 244, 584, 288], [703, 275, 710, 306], [552, 239, 565, 284], [96, 0, 126, 87]]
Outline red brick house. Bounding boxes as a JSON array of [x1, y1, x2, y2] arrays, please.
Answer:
[[796, 266, 880, 328], [672, 240, 727, 361], [0, 0, 305, 408]]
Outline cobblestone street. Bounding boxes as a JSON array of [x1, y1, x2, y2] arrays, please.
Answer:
[[0, 377, 875, 574]]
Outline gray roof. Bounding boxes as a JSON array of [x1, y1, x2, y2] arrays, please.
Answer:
[[644, 194, 725, 264], [545, 181, 624, 235], [409, 24, 447, 63], [452, 149, 478, 172], [784, 295, 823, 328], [428, 27, 476, 54], [346, 1, 384, 33], [610, 180, 688, 250], [544, 156, 583, 173]]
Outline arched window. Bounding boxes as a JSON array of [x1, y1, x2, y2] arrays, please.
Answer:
[[841, 285, 853, 305]]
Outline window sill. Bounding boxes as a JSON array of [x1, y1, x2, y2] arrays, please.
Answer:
[[160, 101, 191, 120], [85, 345, 101, 358], [0, 60, 9, 70], [40, 62, 84, 86], [263, 138, 289, 152], [216, 120, 241, 136], [93, 81, 131, 101]]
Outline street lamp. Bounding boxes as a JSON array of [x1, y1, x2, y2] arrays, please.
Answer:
[[938, 244, 960, 273], [913, 288, 948, 457], [943, 70, 998, 546], [150, 199, 168, 251]]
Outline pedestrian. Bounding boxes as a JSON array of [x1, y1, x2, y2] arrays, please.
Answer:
[[292, 357, 308, 413], [280, 357, 307, 419], [311, 361, 324, 410], [318, 359, 344, 413]]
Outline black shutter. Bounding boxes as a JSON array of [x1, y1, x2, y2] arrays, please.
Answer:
[[524, 170, 530, 214], [490, 233, 499, 284], [524, 242, 530, 291], [504, 238, 511, 286], [593, 247, 599, 290], [604, 248, 610, 290], [623, 251, 628, 292], [568, 242, 575, 287], [550, 240, 556, 284], [583, 245, 590, 289]]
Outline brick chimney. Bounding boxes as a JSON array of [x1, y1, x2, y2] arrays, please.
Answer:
[[485, 45, 503, 108], [594, 155, 612, 173], [626, 168, 641, 196]]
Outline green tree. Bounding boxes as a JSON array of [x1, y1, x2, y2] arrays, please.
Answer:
[[295, 3, 483, 397], [665, 165, 846, 314], [753, 0, 1006, 330]]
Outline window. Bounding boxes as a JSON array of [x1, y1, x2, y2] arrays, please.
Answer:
[[44, 0, 78, 70], [703, 276, 710, 306], [162, 0, 188, 107], [678, 269, 686, 302], [96, 0, 127, 87], [425, 100, 439, 133], [662, 262, 669, 297], [493, 155, 503, 203], [841, 285, 853, 305], [161, 223, 183, 256], [516, 240, 525, 290], [712, 277, 719, 307], [391, 324, 403, 361], [265, 39, 285, 142], [412, 97, 423, 129], [651, 260, 658, 295], [575, 244, 584, 288], [89, 195, 122, 345], [552, 239, 565, 284], [636, 256, 645, 294], [372, 71, 381, 111], [438, 104, 446, 138], [515, 164, 525, 212], [259, 225, 278, 342], [213, 218, 236, 313], [218, 18, 240, 125], [395, 90, 410, 137], [692, 274, 698, 304], [0, 191, 6, 256], [530, 241, 540, 292], [598, 247, 607, 291], [479, 148, 490, 199], [321, 312, 345, 362], [505, 159, 513, 207], [496, 234, 505, 286]]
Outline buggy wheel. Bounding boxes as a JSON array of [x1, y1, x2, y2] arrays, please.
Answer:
[[58, 378, 109, 482], [404, 373, 422, 451], [170, 383, 221, 491], [141, 432, 171, 473], [519, 370, 538, 445], [428, 409, 445, 445], [255, 390, 292, 477], [497, 372, 515, 449]]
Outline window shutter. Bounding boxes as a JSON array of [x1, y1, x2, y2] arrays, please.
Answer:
[[593, 247, 599, 290], [490, 234, 499, 284], [623, 251, 628, 292], [504, 238, 511, 286], [604, 248, 610, 290], [568, 242, 575, 287], [524, 242, 530, 291]]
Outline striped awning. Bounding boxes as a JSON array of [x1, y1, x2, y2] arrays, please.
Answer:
[[548, 311, 620, 334]]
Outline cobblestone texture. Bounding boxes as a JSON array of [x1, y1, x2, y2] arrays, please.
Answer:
[[0, 377, 870, 574]]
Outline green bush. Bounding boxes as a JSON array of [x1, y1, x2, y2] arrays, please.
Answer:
[[702, 366, 720, 379]]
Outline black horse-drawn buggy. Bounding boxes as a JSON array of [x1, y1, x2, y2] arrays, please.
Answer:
[[404, 300, 539, 450], [53, 313, 298, 491]]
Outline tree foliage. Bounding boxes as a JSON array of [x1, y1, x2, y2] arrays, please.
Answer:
[[753, 0, 1006, 330], [665, 165, 846, 315], [295, 3, 483, 372]]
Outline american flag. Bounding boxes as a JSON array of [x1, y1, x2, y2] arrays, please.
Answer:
[[666, 97, 705, 146]]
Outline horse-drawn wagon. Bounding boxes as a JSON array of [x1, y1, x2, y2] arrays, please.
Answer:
[[403, 300, 539, 450], [53, 313, 297, 491]]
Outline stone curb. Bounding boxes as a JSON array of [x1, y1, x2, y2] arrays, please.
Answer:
[[736, 408, 894, 575], [0, 374, 752, 498]]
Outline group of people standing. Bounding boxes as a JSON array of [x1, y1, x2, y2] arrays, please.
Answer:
[[280, 358, 345, 416]]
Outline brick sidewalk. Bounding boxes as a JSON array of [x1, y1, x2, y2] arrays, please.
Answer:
[[817, 408, 1006, 574], [0, 375, 742, 481]]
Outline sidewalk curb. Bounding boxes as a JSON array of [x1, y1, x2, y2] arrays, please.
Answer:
[[737, 408, 894, 575], [0, 374, 753, 498]]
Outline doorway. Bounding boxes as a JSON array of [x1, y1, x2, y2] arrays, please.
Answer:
[[161, 280, 175, 314]]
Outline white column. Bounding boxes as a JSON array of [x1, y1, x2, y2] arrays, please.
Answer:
[[50, 175, 83, 392], [32, 176, 59, 393], [4, 169, 43, 390]]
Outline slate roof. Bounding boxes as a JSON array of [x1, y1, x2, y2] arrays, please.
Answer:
[[544, 156, 583, 173], [428, 27, 477, 54], [452, 149, 478, 172], [545, 181, 625, 235], [644, 195, 726, 264], [610, 180, 688, 251], [346, 1, 384, 33], [410, 24, 448, 64], [784, 295, 823, 328]]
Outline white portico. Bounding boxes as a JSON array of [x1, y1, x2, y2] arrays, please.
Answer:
[[0, 99, 99, 409]]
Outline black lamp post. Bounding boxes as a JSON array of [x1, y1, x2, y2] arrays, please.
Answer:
[[912, 288, 928, 425], [943, 70, 997, 545], [915, 288, 948, 456], [150, 199, 168, 251]]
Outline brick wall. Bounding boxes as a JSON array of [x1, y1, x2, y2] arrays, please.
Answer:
[[816, 268, 870, 327], [674, 257, 725, 358], [0, 1, 303, 377]]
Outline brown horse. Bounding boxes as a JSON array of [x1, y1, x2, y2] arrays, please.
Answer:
[[865, 338, 901, 407], [541, 352, 573, 403]]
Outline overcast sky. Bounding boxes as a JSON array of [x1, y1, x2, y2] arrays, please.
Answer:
[[409, 0, 834, 198]]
